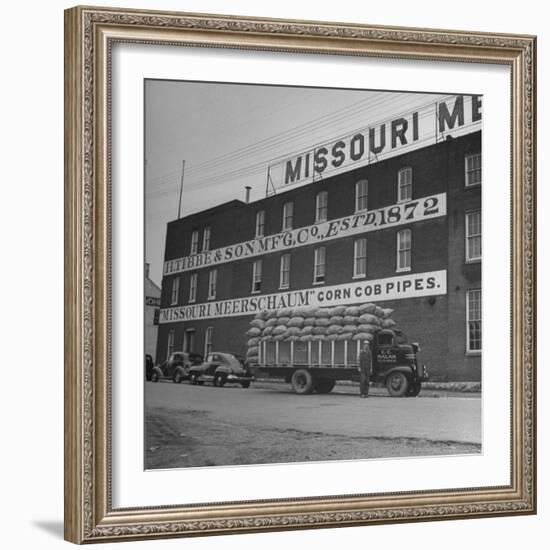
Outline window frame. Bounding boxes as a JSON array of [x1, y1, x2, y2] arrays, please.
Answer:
[[251, 259, 262, 294], [207, 269, 217, 300], [167, 329, 175, 359], [465, 209, 482, 262], [255, 210, 265, 239], [190, 229, 200, 255], [396, 228, 412, 272], [465, 153, 482, 187], [466, 289, 482, 353], [282, 201, 293, 231], [353, 237, 367, 279], [202, 226, 211, 252], [170, 277, 180, 305], [397, 167, 412, 203], [315, 191, 328, 223], [355, 179, 368, 212], [188, 273, 198, 303], [204, 326, 214, 357], [313, 246, 326, 284], [279, 253, 291, 289]]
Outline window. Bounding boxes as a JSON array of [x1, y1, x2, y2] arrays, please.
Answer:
[[207, 269, 217, 300], [167, 329, 175, 358], [279, 253, 291, 289], [252, 259, 262, 293], [353, 238, 367, 278], [398, 167, 412, 202], [190, 230, 199, 255], [188, 273, 197, 303], [396, 229, 412, 272], [255, 210, 265, 238], [202, 226, 211, 251], [355, 180, 368, 212], [315, 191, 328, 222], [314, 246, 326, 284], [183, 329, 195, 353], [170, 277, 179, 305], [466, 210, 482, 261], [282, 202, 293, 231], [466, 289, 482, 352], [465, 153, 482, 187], [204, 327, 213, 357]]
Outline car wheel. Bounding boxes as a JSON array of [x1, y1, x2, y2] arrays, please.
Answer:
[[173, 370, 183, 384], [241, 381, 250, 388], [291, 369, 314, 395], [190, 373, 199, 385], [314, 379, 336, 394], [151, 371, 159, 383], [214, 374, 226, 387], [386, 372, 409, 397]]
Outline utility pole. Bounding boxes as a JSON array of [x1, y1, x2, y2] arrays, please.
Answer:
[[177, 160, 185, 219]]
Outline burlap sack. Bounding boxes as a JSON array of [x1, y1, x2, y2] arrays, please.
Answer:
[[312, 334, 325, 341], [315, 318, 330, 327], [342, 324, 358, 334], [249, 318, 266, 330], [330, 305, 347, 316], [272, 325, 287, 335], [288, 317, 304, 327], [312, 327, 327, 335], [298, 334, 314, 342], [344, 306, 360, 316], [254, 311, 267, 320], [247, 327, 261, 337], [262, 326, 274, 336], [315, 308, 330, 318], [303, 317, 317, 326], [327, 333, 340, 341], [358, 303, 376, 314], [381, 307, 394, 319], [358, 313, 379, 325], [265, 317, 278, 327], [286, 327, 301, 336], [265, 310, 277, 319], [381, 318, 396, 328], [274, 333, 287, 341], [300, 326, 313, 335], [328, 315, 344, 325], [337, 332, 353, 341], [353, 332, 374, 341], [246, 346, 259, 357], [276, 308, 292, 317], [357, 323, 379, 333], [374, 306, 384, 317], [326, 325, 343, 335], [247, 337, 260, 347], [277, 316, 290, 325], [343, 315, 359, 325]]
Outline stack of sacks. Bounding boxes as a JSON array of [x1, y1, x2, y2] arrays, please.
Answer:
[[245, 304, 397, 362]]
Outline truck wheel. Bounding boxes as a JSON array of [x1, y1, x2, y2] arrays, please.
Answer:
[[386, 372, 409, 397], [291, 369, 314, 395], [241, 381, 250, 388], [314, 379, 336, 394], [407, 381, 421, 397]]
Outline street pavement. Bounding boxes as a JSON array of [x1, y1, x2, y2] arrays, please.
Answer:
[[146, 379, 481, 445]]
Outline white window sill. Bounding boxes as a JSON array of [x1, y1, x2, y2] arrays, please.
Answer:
[[188, 298, 196, 304], [207, 296, 216, 301], [279, 285, 290, 291], [395, 267, 411, 273], [465, 350, 482, 356], [465, 258, 482, 264], [312, 280, 325, 286], [352, 273, 366, 280], [465, 182, 482, 189], [397, 197, 411, 204], [251, 289, 261, 295]]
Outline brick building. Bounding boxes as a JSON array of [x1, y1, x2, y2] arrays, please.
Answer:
[[156, 129, 481, 381]]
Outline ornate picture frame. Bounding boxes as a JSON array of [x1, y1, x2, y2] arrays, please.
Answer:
[[64, 5, 536, 544]]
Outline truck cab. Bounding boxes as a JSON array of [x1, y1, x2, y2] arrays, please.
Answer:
[[371, 329, 429, 396]]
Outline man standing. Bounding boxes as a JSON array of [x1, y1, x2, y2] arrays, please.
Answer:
[[358, 341, 372, 398]]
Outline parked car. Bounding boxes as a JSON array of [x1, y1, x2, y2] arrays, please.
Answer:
[[145, 354, 154, 381], [150, 351, 203, 383], [188, 352, 254, 388]]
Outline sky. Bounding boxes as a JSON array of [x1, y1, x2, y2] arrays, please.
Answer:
[[145, 81, 448, 285]]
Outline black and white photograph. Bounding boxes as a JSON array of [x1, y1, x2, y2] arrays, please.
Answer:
[[144, 81, 483, 470]]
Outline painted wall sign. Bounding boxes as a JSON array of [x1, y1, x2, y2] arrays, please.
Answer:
[[164, 193, 446, 275], [145, 296, 161, 307], [159, 270, 447, 323], [267, 95, 482, 190]]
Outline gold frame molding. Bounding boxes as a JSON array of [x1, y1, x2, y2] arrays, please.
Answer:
[[64, 5, 537, 544]]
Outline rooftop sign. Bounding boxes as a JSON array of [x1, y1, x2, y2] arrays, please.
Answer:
[[267, 95, 482, 191]]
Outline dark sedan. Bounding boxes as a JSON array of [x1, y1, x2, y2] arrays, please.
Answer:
[[188, 352, 254, 388]]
